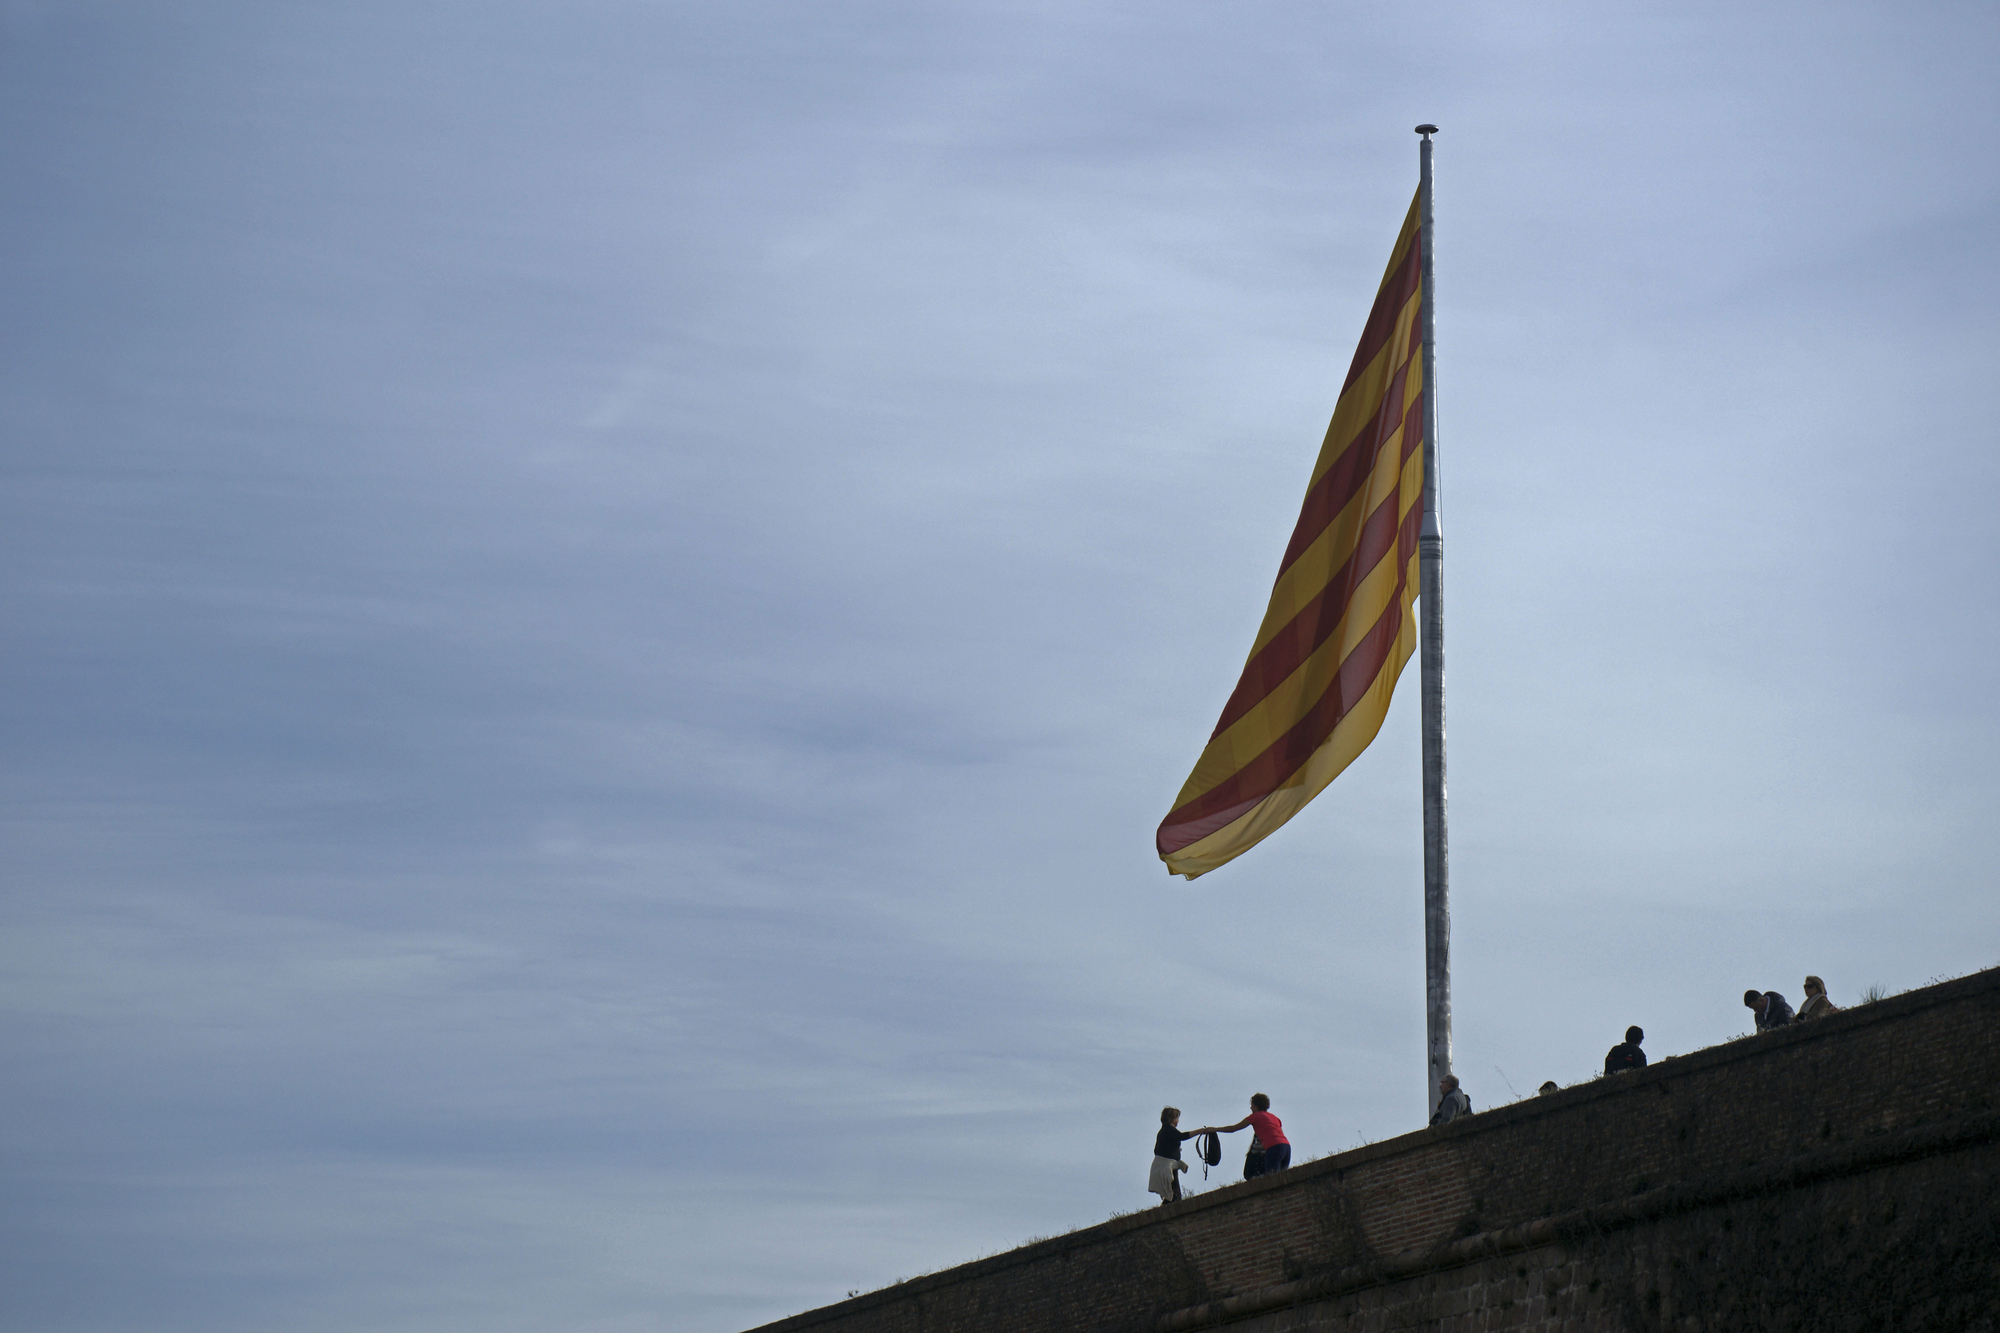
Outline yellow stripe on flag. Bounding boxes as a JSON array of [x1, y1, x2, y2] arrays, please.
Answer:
[[1157, 191, 1426, 879]]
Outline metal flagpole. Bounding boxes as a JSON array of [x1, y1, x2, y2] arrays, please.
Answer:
[[1415, 124, 1453, 1117]]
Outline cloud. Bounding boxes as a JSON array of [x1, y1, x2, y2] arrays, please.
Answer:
[[3, 1, 1998, 1329]]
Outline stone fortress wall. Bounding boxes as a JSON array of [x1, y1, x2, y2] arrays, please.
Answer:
[[746, 965, 2000, 1333]]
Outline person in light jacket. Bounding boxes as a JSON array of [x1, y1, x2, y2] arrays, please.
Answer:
[[1797, 975, 1841, 1021], [1429, 1074, 1471, 1126]]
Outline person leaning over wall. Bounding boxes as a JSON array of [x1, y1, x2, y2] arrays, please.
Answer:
[[1797, 975, 1841, 1020], [1744, 988, 1795, 1031], [1207, 1093, 1290, 1179]]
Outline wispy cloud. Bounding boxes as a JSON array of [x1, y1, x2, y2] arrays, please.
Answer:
[[4, 2, 1998, 1329]]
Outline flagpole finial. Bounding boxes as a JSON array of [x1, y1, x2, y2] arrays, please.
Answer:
[[1415, 124, 1438, 137]]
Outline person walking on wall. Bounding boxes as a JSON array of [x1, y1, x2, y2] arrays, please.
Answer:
[[1604, 1025, 1647, 1074], [1797, 975, 1841, 1021], [1429, 1074, 1472, 1126], [1149, 1107, 1195, 1205], [1744, 988, 1795, 1031], [1207, 1094, 1290, 1179]]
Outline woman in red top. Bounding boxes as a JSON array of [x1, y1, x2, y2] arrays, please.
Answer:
[[1205, 1093, 1290, 1178]]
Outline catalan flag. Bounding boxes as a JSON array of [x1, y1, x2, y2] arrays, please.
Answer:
[[1158, 193, 1427, 879]]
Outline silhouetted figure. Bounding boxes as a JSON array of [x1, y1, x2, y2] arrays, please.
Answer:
[[1744, 989, 1794, 1031], [1604, 1025, 1647, 1074], [1429, 1074, 1471, 1126], [1149, 1107, 1195, 1204], [1797, 975, 1841, 1021], [1537, 1081, 1560, 1097], [1208, 1093, 1290, 1178]]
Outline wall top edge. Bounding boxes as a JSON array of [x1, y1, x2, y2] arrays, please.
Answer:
[[745, 962, 2000, 1333]]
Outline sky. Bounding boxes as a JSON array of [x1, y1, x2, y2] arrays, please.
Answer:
[[3, 2, 1998, 1331]]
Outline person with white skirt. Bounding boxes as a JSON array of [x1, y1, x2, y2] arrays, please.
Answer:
[[1149, 1107, 1196, 1204]]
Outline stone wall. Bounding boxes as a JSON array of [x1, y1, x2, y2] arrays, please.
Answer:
[[745, 966, 2000, 1333]]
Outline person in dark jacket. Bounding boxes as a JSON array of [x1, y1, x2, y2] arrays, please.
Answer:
[[1604, 1025, 1647, 1074], [1744, 989, 1794, 1031], [1149, 1107, 1198, 1204]]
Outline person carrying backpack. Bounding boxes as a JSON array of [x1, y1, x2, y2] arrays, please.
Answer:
[[1604, 1026, 1647, 1074]]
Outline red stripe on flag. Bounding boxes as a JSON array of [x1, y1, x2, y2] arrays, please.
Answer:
[[1156, 791, 1269, 858], [1340, 232, 1423, 396], [1157, 536, 1417, 855], [1274, 352, 1417, 579], [1158, 499, 1424, 854], [1216, 396, 1424, 737], [1212, 473, 1411, 738]]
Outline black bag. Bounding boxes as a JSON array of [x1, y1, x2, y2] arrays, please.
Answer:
[[1243, 1143, 1267, 1180], [1198, 1131, 1221, 1168]]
